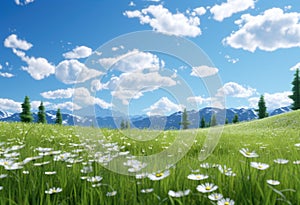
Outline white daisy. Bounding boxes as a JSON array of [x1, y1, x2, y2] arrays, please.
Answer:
[[217, 198, 235, 205], [239, 148, 259, 158], [208, 193, 223, 201], [106, 191, 117, 196], [293, 160, 300, 165], [148, 170, 170, 181], [141, 188, 154, 193], [196, 183, 218, 193], [250, 162, 269, 170], [168, 189, 190, 197], [274, 159, 289, 164], [266, 180, 280, 186], [187, 174, 209, 180], [87, 176, 103, 183], [45, 187, 62, 194]]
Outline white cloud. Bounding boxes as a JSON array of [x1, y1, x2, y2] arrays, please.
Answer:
[[210, 0, 255, 22], [191, 65, 219, 78], [124, 5, 201, 37], [15, 0, 35, 6], [129, 1, 136, 7], [73, 87, 112, 109], [225, 55, 239, 64], [63, 46, 92, 59], [0, 98, 21, 113], [99, 49, 163, 73], [144, 97, 183, 116], [187, 96, 210, 105], [40, 88, 74, 99], [223, 8, 300, 52], [248, 92, 293, 110], [55, 59, 102, 84], [194, 7, 206, 16], [0, 64, 2, 70], [109, 72, 176, 105], [290, 62, 300, 71], [52, 101, 81, 111], [12, 49, 55, 80], [90, 79, 107, 92], [4, 34, 32, 50], [217, 82, 256, 98], [0, 72, 14, 78]]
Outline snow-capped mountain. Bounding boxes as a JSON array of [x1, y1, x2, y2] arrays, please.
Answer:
[[0, 106, 291, 129], [0, 109, 12, 119]]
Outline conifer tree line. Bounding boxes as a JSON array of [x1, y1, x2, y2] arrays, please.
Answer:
[[20, 96, 62, 125]]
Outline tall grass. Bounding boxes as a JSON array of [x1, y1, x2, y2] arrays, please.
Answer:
[[0, 111, 299, 204]]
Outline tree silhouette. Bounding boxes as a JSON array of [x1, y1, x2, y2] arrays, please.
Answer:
[[20, 96, 33, 123], [37, 102, 47, 123], [289, 68, 300, 110], [55, 108, 63, 125]]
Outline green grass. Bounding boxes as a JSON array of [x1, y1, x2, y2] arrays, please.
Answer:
[[0, 111, 300, 205]]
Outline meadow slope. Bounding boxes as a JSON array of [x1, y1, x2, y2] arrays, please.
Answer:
[[0, 111, 299, 205]]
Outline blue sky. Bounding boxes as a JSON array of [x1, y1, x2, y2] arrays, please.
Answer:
[[0, 0, 300, 116]]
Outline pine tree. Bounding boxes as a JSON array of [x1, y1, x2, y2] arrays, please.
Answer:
[[20, 96, 33, 123], [55, 108, 63, 125], [125, 121, 130, 129], [180, 108, 190, 129], [289, 68, 300, 110], [225, 118, 229, 125], [200, 116, 206, 128], [256, 95, 268, 119], [232, 114, 239, 124], [210, 114, 217, 127], [37, 102, 47, 123], [120, 120, 125, 129]]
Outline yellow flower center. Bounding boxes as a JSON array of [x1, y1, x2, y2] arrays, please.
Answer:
[[156, 173, 163, 177], [4, 162, 8, 165], [258, 165, 262, 169], [215, 195, 219, 199], [225, 202, 229, 205], [205, 186, 211, 190], [246, 152, 251, 156], [196, 175, 201, 179]]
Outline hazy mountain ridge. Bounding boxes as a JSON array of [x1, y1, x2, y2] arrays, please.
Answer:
[[0, 106, 291, 129]]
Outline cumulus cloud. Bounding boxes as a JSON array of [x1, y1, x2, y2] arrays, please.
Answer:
[[144, 97, 183, 116], [99, 49, 163, 73], [290, 62, 300, 71], [0, 72, 14, 78], [210, 0, 255, 21], [55, 59, 102, 84], [223, 8, 300, 52], [248, 92, 293, 110], [191, 65, 219, 78], [12, 49, 55, 80], [217, 82, 256, 98], [40, 88, 74, 99], [187, 96, 211, 105], [124, 4, 201, 37], [0, 98, 21, 113], [15, 0, 35, 6], [109, 72, 176, 105], [90, 79, 107, 92], [52, 101, 81, 111], [63, 46, 92, 59], [4, 34, 33, 50], [193, 7, 206, 16], [73, 87, 112, 109]]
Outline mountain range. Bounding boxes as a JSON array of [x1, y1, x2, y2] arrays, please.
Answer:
[[0, 106, 291, 130]]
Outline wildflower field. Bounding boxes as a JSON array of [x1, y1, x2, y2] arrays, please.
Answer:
[[0, 111, 300, 205]]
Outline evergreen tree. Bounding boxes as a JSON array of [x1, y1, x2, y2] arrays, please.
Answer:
[[256, 95, 268, 119], [232, 114, 239, 124], [200, 116, 206, 128], [180, 108, 190, 129], [55, 108, 63, 125], [37, 101, 47, 124], [225, 118, 229, 125], [210, 114, 217, 127], [125, 121, 130, 129], [20, 96, 33, 123], [120, 120, 125, 129], [289, 68, 300, 110]]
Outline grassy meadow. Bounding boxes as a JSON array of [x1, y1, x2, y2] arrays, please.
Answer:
[[0, 111, 300, 205]]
